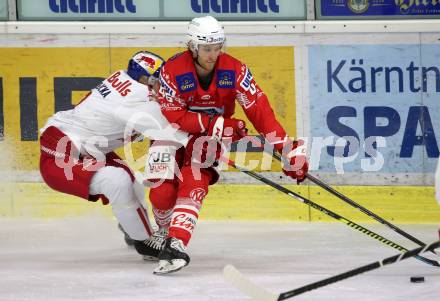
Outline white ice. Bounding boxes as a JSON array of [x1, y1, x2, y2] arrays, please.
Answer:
[[0, 217, 439, 301]]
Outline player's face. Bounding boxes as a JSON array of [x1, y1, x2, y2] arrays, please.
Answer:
[[197, 43, 222, 71], [149, 80, 160, 93], [139, 75, 160, 101], [148, 79, 160, 101]]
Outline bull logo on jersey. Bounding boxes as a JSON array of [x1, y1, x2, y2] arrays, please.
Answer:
[[217, 70, 235, 88], [176, 72, 197, 93]]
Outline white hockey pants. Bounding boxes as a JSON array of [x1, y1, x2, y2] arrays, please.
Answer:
[[89, 166, 153, 241]]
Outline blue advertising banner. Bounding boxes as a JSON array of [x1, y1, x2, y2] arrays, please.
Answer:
[[0, 0, 7, 21], [318, 0, 440, 18], [17, 0, 306, 21], [18, 0, 160, 20], [308, 44, 440, 173], [164, 0, 306, 20]]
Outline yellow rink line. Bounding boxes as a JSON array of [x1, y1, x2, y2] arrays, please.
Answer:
[[0, 183, 439, 223]]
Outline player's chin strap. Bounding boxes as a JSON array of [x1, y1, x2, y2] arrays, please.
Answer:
[[191, 47, 205, 71], [193, 56, 213, 73]]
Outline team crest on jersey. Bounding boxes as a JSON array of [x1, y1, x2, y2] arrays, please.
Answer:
[[189, 188, 206, 203], [216, 70, 235, 88], [176, 72, 197, 93]]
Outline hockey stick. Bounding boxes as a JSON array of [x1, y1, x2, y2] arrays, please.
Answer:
[[272, 152, 439, 256], [223, 240, 440, 301], [224, 157, 440, 267]]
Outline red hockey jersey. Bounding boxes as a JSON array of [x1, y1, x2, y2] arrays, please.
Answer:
[[158, 50, 288, 146]]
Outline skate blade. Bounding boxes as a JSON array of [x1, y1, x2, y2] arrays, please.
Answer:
[[153, 259, 188, 275], [142, 255, 159, 261], [124, 239, 135, 247]]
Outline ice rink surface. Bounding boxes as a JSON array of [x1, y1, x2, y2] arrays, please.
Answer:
[[0, 217, 439, 301]]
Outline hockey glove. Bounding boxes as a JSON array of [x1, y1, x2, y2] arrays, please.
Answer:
[[207, 116, 247, 142], [276, 139, 309, 183]]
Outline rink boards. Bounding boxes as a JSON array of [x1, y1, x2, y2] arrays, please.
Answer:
[[0, 182, 439, 223], [0, 46, 295, 172]]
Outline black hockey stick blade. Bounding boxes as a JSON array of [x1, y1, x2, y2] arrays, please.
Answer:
[[223, 240, 440, 301]]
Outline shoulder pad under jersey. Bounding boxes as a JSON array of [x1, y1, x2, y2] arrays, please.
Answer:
[[219, 52, 242, 66], [168, 51, 186, 62]]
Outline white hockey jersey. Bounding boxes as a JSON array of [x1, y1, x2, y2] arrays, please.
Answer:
[[41, 70, 188, 157]]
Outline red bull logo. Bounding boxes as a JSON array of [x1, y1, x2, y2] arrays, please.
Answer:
[[135, 54, 160, 75], [138, 55, 156, 69]]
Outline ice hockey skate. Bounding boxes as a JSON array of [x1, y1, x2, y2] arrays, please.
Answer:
[[153, 237, 190, 275], [133, 228, 168, 261], [118, 223, 135, 247]]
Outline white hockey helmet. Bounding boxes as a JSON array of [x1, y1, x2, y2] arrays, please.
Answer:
[[187, 15, 225, 51]]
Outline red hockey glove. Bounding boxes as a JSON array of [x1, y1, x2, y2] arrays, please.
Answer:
[[276, 139, 309, 183], [207, 116, 247, 142]]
